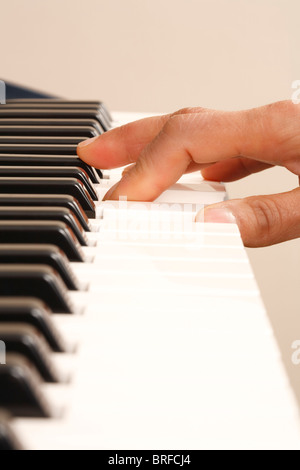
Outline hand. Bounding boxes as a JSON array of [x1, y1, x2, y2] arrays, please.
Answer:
[[77, 101, 300, 247]]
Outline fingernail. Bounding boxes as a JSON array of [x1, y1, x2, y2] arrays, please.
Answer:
[[103, 182, 120, 200], [195, 206, 236, 223], [77, 136, 98, 149]]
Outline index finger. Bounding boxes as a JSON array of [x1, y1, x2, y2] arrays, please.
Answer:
[[77, 114, 170, 169], [76, 107, 204, 169]]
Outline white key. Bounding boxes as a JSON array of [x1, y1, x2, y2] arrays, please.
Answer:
[[76, 271, 258, 294], [155, 181, 226, 204], [89, 243, 247, 261], [94, 230, 243, 246], [72, 257, 251, 276]]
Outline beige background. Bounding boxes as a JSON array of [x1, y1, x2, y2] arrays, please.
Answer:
[[1, 0, 300, 404]]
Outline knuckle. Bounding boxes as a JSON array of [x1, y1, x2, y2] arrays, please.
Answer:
[[130, 155, 167, 196], [165, 114, 181, 129], [161, 114, 186, 137], [164, 110, 211, 137], [161, 116, 194, 159], [172, 107, 193, 116], [172, 106, 209, 117], [257, 100, 300, 130], [243, 100, 300, 163], [132, 154, 151, 175], [243, 196, 283, 244]]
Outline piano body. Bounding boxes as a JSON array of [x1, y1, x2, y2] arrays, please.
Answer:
[[0, 87, 299, 450]]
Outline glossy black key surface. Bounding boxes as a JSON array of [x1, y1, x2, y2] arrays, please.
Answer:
[[0, 154, 102, 183], [3, 106, 110, 128], [0, 118, 103, 134], [3, 103, 100, 110], [0, 244, 80, 289], [0, 166, 98, 201], [0, 109, 107, 131], [0, 298, 68, 352], [0, 265, 74, 313], [0, 410, 23, 450], [0, 324, 61, 383], [5, 99, 113, 122], [0, 221, 84, 262], [0, 206, 87, 245], [0, 177, 96, 216], [0, 143, 78, 155], [0, 194, 90, 230], [7, 99, 102, 105], [0, 354, 54, 417], [0, 135, 86, 145], [0, 205, 88, 241], [0, 125, 98, 138]]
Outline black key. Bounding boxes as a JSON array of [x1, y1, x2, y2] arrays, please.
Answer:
[[5, 100, 113, 122], [0, 149, 105, 182], [0, 136, 86, 145], [0, 354, 55, 417], [0, 324, 62, 383], [94, 168, 103, 180], [0, 206, 88, 245], [0, 244, 80, 289], [0, 118, 103, 134], [7, 99, 102, 105], [0, 109, 107, 131], [101, 105, 113, 125], [0, 177, 96, 216], [0, 143, 79, 155], [0, 167, 98, 201], [0, 125, 98, 138], [0, 410, 24, 450], [0, 298, 70, 352], [0, 154, 102, 183], [0, 264, 74, 313], [0, 207, 88, 245], [0, 194, 91, 229], [5, 108, 109, 129], [3, 103, 100, 110], [0, 221, 84, 262]]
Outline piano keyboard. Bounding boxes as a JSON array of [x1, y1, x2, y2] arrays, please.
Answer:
[[0, 100, 299, 450]]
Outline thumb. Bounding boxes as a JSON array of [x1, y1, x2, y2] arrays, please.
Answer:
[[196, 188, 300, 247]]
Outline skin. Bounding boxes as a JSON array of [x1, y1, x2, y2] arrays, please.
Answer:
[[77, 100, 300, 247]]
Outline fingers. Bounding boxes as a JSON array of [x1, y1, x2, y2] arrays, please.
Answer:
[[201, 158, 273, 182], [79, 100, 300, 201], [104, 121, 194, 200], [77, 114, 170, 169], [107, 108, 248, 201], [197, 188, 300, 247], [77, 106, 202, 170], [110, 101, 300, 201]]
